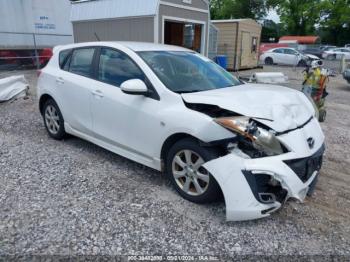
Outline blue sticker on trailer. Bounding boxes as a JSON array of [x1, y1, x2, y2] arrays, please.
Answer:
[[35, 15, 56, 30], [35, 23, 56, 30]]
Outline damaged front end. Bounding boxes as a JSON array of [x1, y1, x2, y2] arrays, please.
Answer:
[[188, 103, 325, 221]]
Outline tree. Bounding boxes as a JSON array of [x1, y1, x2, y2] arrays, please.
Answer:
[[269, 0, 321, 35], [261, 20, 284, 42], [318, 0, 350, 45], [210, 0, 269, 20], [210, 0, 350, 45]]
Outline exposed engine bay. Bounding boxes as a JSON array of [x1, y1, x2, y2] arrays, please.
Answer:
[[185, 102, 289, 158], [184, 100, 325, 221]]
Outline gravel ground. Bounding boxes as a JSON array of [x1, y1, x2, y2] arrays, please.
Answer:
[[0, 68, 349, 260]]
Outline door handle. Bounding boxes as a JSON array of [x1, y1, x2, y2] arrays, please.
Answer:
[[56, 77, 65, 84], [92, 90, 104, 98]]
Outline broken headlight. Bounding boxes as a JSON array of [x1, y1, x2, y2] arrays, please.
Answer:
[[215, 116, 284, 156]]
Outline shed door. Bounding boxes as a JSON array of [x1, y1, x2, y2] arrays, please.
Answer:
[[165, 22, 184, 46], [240, 31, 251, 68], [164, 21, 203, 53]]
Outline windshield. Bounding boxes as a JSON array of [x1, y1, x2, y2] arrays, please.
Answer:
[[138, 51, 241, 93]]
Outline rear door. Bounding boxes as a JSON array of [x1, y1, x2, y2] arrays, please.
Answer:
[[56, 47, 96, 134], [271, 48, 284, 64]]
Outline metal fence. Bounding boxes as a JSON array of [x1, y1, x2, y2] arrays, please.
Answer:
[[208, 24, 219, 60], [323, 59, 347, 74], [0, 32, 73, 71]]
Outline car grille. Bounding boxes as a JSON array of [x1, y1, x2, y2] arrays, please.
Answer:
[[284, 144, 325, 183], [242, 171, 288, 204]]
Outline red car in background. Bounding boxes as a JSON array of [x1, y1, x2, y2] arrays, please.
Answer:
[[38, 48, 53, 67], [0, 50, 19, 67], [0, 48, 53, 69]]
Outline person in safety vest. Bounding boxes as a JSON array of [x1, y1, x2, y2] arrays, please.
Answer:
[[302, 60, 329, 122]]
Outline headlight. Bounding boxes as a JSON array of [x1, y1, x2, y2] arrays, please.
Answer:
[[214, 116, 254, 138], [215, 116, 284, 156]]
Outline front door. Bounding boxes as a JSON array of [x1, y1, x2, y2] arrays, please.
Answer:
[[90, 47, 161, 162]]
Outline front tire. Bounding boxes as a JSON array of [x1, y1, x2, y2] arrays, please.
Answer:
[[319, 109, 327, 122], [43, 99, 66, 140], [298, 60, 307, 67], [165, 138, 221, 203]]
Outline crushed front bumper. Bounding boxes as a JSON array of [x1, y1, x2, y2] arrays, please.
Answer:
[[203, 118, 325, 221]]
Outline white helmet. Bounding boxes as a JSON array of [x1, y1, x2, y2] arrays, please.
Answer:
[[311, 60, 323, 69]]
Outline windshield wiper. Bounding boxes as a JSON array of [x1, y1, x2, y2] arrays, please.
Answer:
[[174, 90, 203, 94]]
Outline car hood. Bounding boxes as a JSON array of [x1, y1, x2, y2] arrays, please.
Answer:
[[304, 53, 320, 60], [181, 84, 315, 132]]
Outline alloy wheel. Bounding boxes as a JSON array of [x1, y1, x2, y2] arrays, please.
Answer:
[[45, 105, 60, 135], [171, 149, 210, 196]]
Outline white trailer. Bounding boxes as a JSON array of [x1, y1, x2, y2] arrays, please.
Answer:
[[0, 0, 73, 49]]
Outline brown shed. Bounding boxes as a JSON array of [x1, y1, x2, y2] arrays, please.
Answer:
[[212, 19, 262, 70]]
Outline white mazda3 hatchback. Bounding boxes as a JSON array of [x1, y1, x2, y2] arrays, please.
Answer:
[[38, 42, 325, 221]]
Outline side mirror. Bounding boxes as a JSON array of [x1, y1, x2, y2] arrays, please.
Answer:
[[120, 79, 148, 95]]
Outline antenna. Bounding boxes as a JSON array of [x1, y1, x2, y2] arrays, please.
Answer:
[[94, 32, 100, 41]]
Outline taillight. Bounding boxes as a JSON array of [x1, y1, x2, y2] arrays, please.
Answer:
[[37, 70, 42, 77]]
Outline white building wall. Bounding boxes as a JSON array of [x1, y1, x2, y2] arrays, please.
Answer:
[[0, 0, 73, 49], [70, 0, 158, 22]]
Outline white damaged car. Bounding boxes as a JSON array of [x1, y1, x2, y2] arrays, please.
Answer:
[[37, 42, 325, 221]]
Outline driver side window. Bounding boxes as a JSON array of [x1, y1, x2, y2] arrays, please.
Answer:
[[98, 48, 145, 87]]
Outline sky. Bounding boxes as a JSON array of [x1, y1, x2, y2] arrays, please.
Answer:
[[266, 9, 280, 23]]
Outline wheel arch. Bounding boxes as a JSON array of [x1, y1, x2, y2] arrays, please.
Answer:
[[160, 133, 201, 171], [162, 133, 224, 202], [265, 56, 273, 64], [39, 94, 55, 115]]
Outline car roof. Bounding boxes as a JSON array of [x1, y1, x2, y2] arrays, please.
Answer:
[[54, 41, 190, 53], [270, 47, 296, 51]]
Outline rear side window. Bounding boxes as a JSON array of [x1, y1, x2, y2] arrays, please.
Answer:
[[98, 48, 145, 87], [69, 48, 95, 77], [273, 49, 284, 53], [284, 49, 297, 55], [59, 49, 71, 69]]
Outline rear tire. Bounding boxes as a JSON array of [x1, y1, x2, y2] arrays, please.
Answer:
[[265, 57, 273, 65], [165, 138, 221, 203], [319, 110, 326, 122], [43, 99, 66, 140]]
